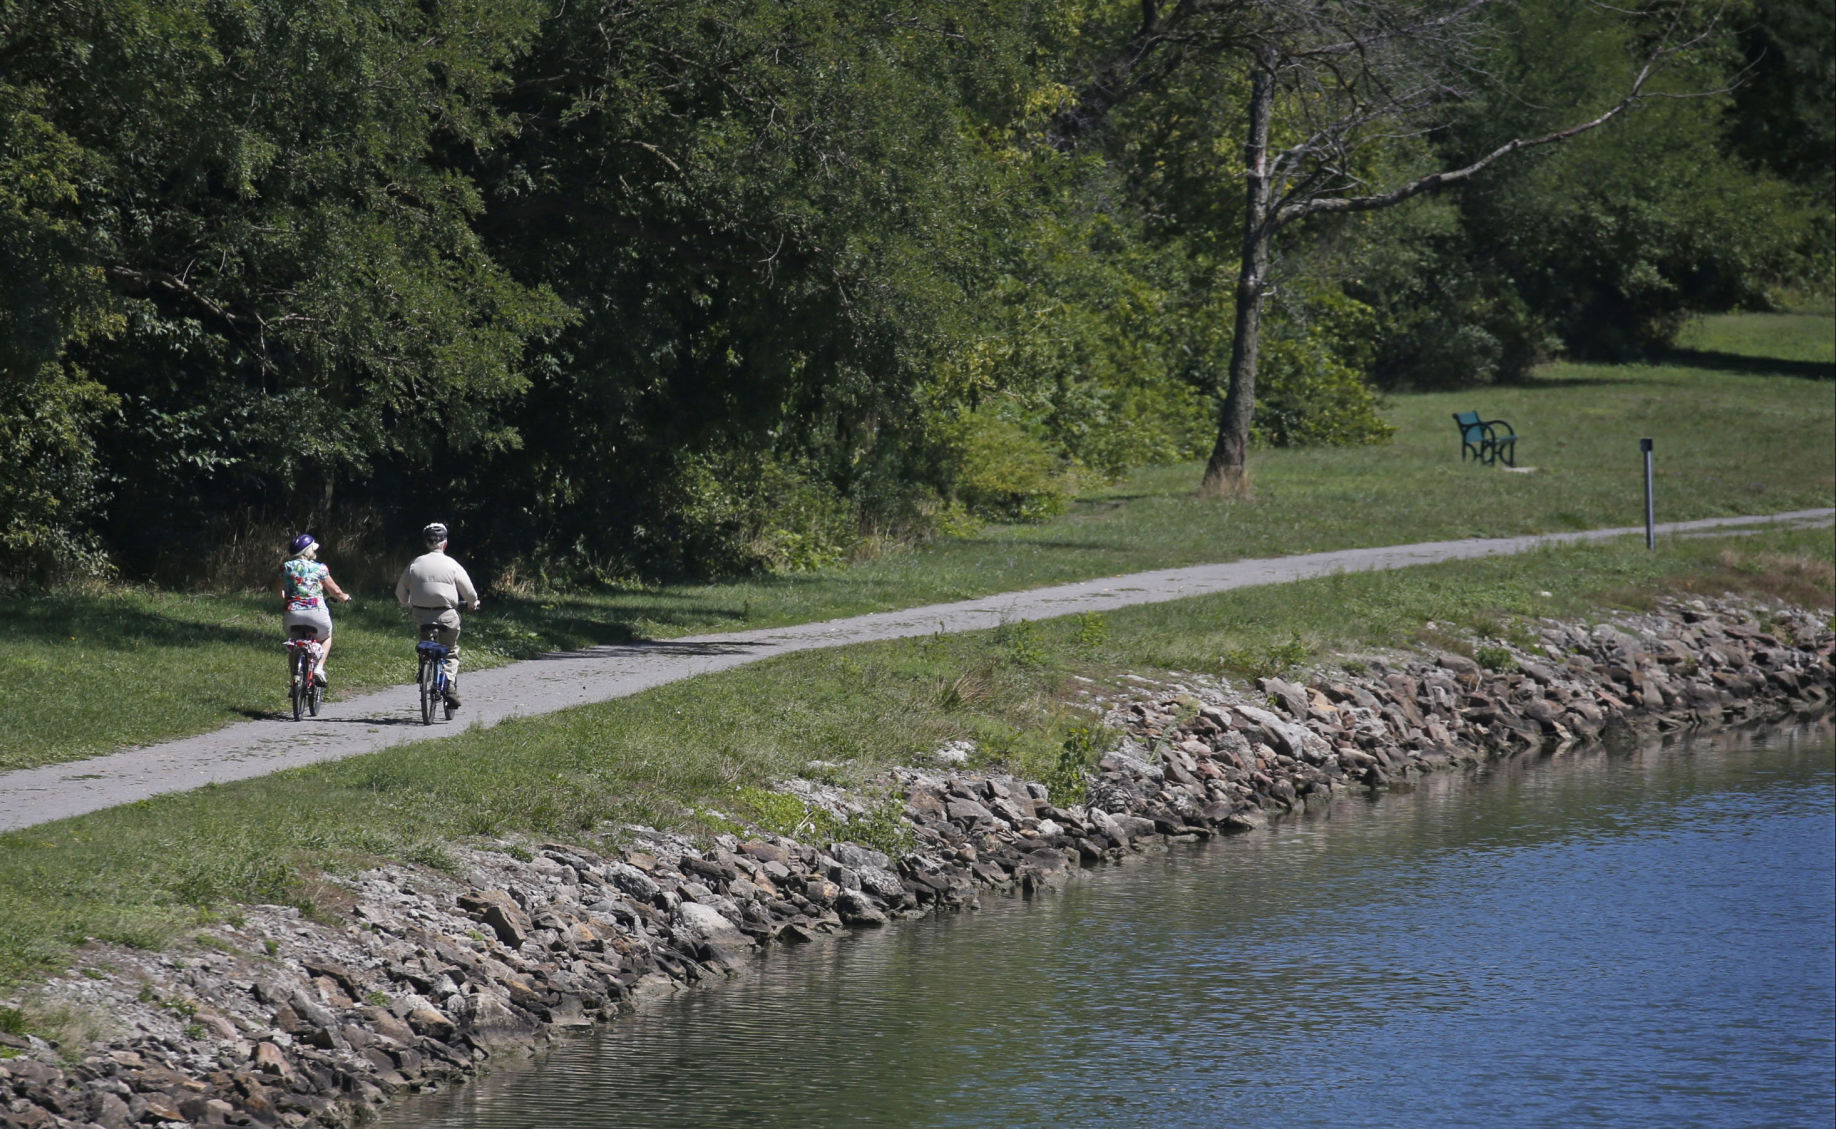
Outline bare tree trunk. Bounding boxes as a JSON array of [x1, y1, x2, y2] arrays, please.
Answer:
[[1201, 47, 1276, 498]]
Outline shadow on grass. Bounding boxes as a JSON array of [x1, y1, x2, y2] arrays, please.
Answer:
[[1655, 348, 1834, 381], [1007, 539, 1152, 553], [1506, 373, 1665, 390], [0, 596, 276, 651], [1074, 493, 1162, 505], [944, 535, 1131, 553]]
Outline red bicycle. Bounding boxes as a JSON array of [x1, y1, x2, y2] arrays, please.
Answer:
[[284, 626, 325, 721]]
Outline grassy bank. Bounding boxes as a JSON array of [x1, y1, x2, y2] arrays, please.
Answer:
[[1, 523, 1829, 997], [2, 306, 1831, 771]]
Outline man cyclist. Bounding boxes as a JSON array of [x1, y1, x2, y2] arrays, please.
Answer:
[[395, 522, 480, 709], [276, 533, 351, 686]]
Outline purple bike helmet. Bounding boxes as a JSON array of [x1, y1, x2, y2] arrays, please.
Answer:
[[288, 533, 317, 556]]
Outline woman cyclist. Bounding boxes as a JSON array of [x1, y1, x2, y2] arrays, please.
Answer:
[[277, 533, 352, 685]]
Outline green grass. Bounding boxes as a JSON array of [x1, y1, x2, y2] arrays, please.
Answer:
[[1674, 305, 1836, 365], [2, 524, 1828, 997], [2, 307, 1832, 770]]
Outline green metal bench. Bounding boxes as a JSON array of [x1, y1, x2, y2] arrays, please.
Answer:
[[1453, 411, 1519, 467]]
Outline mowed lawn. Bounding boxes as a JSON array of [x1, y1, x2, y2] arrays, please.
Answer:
[[1, 307, 1830, 770]]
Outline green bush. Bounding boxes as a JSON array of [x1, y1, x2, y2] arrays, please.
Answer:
[[1071, 611, 1109, 653], [1475, 645, 1517, 672], [669, 453, 858, 575], [1254, 291, 1396, 448], [729, 785, 911, 857], [836, 788, 916, 857], [1220, 632, 1311, 681], [0, 365, 115, 587], [942, 413, 1073, 522], [1045, 724, 1104, 807], [998, 620, 1050, 668]]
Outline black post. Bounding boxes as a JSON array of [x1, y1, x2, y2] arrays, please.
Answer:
[[1641, 438, 1655, 551]]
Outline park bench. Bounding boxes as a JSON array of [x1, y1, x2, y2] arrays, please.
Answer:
[[1453, 410, 1519, 467]]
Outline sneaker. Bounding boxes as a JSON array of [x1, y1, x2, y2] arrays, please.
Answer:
[[444, 688, 462, 709], [314, 667, 328, 687]]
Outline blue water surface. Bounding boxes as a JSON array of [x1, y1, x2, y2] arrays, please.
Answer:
[[382, 724, 1836, 1129]]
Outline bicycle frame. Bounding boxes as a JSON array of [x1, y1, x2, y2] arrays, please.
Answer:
[[284, 631, 324, 720], [415, 632, 453, 724], [416, 640, 451, 688]]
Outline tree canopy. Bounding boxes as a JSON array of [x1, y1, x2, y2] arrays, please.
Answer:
[[1, 0, 1825, 587]]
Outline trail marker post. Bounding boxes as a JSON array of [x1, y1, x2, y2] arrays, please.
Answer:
[[1641, 438, 1655, 550]]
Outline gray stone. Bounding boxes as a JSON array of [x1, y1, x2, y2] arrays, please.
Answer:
[[405, 1006, 456, 1040], [852, 865, 906, 901], [835, 889, 888, 926], [1234, 703, 1318, 763], [738, 840, 789, 865], [830, 843, 891, 872], [606, 863, 663, 905], [1222, 808, 1268, 833], [1433, 650, 1482, 678], [1518, 660, 1559, 685], [1259, 677, 1311, 719], [459, 889, 533, 949], [944, 796, 996, 826]]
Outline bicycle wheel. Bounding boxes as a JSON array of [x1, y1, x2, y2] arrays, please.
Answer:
[[308, 673, 323, 717], [290, 650, 306, 722], [419, 656, 437, 725]]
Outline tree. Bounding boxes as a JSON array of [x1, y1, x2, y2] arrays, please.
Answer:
[[463, 1, 1175, 576], [1056, 0, 1729, 496], [1, 0, 569, 577], [0, 80, 118, 582], [2, 0, 1778, 587]]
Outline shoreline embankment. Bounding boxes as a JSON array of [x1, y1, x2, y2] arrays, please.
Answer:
[[2, 594, 1831, 1129]]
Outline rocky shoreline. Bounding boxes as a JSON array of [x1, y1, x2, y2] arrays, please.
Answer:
[[3, 595, 1831, 1129]]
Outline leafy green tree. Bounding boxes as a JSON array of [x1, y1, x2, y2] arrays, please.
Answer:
[[1054, 0, 1750, 495], [467, 1, 1166, 575], [0, 80, 117, 581], [2, 0, 567, 576], [1727, 0, 1834, 286], [1348, 0, 1812, 380], [2, 0, 1813, 588], [1729, 0, 1834, 202]]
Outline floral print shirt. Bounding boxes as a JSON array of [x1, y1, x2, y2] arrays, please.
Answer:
[[281, 559, 329, 609]]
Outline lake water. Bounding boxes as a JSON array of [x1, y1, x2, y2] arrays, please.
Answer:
[[381, 722, 1835, 1129]]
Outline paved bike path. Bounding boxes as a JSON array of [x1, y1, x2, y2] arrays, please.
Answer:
[[3, 508, 1828, 832]]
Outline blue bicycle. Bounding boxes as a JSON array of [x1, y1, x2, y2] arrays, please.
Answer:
[[415, 625, 456, 725]]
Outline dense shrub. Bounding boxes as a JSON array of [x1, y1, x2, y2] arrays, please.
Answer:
[[940, 413, 1074, 523], [664, 453, 859, 576], [0, 364, 114, 586], [1253, 291, 1396, 448]]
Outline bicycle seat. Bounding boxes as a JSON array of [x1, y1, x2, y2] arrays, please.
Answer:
[[287, 624, 318, 641]]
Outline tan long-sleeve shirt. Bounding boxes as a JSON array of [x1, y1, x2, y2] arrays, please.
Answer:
[[395, 551, 478, 610]]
